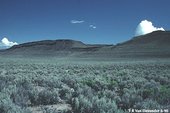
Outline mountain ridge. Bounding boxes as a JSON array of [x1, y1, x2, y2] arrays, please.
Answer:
[[0, 31, 170, 58]]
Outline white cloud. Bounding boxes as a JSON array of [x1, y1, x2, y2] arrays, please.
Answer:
[[135, 20, 165, 36], [0, 37, 18, 47], [89, 25, 96, 29], [70, 20, 84, 24]]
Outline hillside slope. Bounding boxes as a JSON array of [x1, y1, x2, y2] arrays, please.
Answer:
[[85, 31, 170, 58], [115, 30, 170, 57], [0, 39, 111, 57], [0, 31, 170, 58]]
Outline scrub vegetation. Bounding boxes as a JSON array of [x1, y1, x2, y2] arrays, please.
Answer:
[[0, 58, 170, 113]]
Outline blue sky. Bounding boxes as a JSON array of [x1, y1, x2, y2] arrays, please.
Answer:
[[0, 0, 169, 45]]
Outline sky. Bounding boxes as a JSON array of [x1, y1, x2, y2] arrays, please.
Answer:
[[0, 0, 169, 47]]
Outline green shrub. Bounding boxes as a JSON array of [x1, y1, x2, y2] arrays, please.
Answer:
[[37, 88, 60, 105], [0, 92, 30, 113], [92, 96, 117, 113], [137, 99, 161, 109], [142, 80, 160, 99], [158, 85, 170, 105]]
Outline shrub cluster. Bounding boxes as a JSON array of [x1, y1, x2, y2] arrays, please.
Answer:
[[0, 58, 170, 113]]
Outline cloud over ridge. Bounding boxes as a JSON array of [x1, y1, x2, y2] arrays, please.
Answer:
[[135, 20, 165, 36], [0, 37, 18, 47]]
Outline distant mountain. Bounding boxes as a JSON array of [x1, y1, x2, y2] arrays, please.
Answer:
[[7, 39, 87, 51], [0, 31, 170, 58], [0, 39, 112, 57], [120, 30, 170, 47], [116, 30, 170, 57], [91, 30, 170, 58]]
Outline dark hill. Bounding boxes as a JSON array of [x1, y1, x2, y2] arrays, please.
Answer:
[[7, 39, 86, 51], [0, 31, 170, 58], [0, 39, 111, 57], [89, 31, 170, 58], [120, 30, 170, 46]]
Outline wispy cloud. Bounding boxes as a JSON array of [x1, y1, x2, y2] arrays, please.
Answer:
[[89, 25, 96, 29], [70, 20, 97, 29], [70, 20, 84, 24], [0, 37, 18, 47], [135, 20, 165, 36]]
